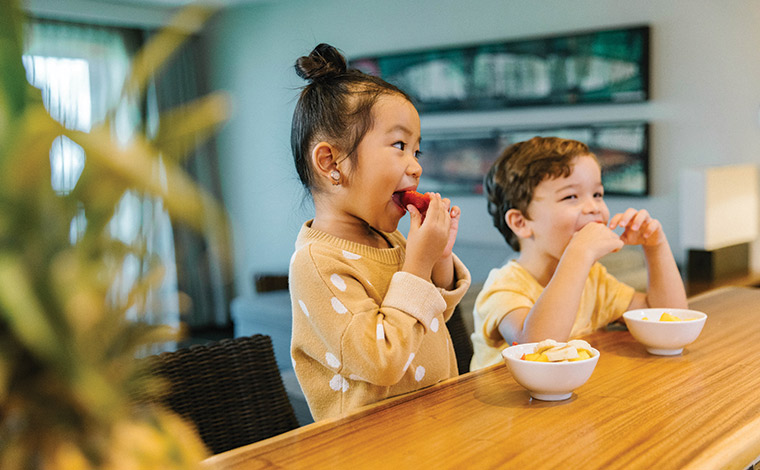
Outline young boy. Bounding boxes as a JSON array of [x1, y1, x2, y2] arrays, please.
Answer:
[[470, 137, 687, 370]]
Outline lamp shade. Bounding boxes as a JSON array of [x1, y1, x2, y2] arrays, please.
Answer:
[[679, 164, 759, 251]]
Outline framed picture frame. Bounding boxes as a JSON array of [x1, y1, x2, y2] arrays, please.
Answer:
[[418, 122, 649, 197], [351, 26, 649, 112]]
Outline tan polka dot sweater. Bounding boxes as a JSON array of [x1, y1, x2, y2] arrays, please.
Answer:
[[289, 221, 471, 421]]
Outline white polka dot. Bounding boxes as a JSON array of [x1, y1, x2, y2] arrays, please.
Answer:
[[329, 374, 349, 392], [330, 274, 347, 291], [331, 297, 348, 314], [430, 318, 439, 333], [342, 250, 361, 260], [367, 280, 373, 287], [289, 251, 297, 267], [376, 323, 385, 340], [403, 353, 415, 372], [415, 365, 426, 382], [325, 352, 341, 369], [298, 300, 310, 317]]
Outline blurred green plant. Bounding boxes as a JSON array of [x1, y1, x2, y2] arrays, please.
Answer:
[[0, 1, 231, 468]]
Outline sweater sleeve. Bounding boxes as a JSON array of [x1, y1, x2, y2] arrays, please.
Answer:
[[437, 253, 471, 322], [290, 244, 452, 387]]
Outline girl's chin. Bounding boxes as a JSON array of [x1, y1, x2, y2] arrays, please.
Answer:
[[374, 215, 402, 234]]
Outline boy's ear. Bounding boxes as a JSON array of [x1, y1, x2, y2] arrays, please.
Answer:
[[505, 209, 532, 239]]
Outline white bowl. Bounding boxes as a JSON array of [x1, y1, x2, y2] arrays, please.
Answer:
[[623, 308, 707, 355], [501, 342, 600, 401]]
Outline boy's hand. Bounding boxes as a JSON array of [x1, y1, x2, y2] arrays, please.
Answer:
[[567, 222, 624, 264], [609, 208, 665, 247]]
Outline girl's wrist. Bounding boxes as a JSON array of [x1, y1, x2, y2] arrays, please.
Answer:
[[402, 257, 433, 281], [431, 255, 455, 289]]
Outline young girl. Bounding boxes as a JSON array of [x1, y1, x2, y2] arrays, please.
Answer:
[[288, 44, 471, 421]]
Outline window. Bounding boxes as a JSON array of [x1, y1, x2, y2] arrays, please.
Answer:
[[23, 19, 180, 347]]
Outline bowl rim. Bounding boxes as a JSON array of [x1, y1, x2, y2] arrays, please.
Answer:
[[501, 342, 600, 364], [622, 308, 707, 322]]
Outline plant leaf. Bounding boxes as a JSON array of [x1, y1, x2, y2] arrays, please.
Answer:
[[152, 91, 231, 161], [0, 252, 63, 363], [0, 0, 28, 157], [120, 4, 219, 107], [64, 125, 229, 237]]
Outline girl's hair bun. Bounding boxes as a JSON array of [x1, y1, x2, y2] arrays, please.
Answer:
[[295, 43, 347, 82]]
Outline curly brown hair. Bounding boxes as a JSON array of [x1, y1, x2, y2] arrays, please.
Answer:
[[484, 136, 596, 251]]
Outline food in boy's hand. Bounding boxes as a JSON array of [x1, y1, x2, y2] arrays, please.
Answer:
[[400, 190, 430, 214], [520, 339, 594, 362]]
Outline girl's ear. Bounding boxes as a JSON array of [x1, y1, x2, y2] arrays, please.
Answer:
[[505, 209, 532, 239], [311, 141, 340, 184]]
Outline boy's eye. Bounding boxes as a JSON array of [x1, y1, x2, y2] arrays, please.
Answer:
[[562, 194, 577, 201], [594, 191, 604, 198]]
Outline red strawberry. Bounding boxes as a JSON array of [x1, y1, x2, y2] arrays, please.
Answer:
[[400, 190, 430, 214]]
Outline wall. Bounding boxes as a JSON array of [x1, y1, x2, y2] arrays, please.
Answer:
[[202, 0, 760, 298]]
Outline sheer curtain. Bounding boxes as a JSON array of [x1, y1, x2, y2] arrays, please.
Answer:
[[22, 18, 181, 344], [150, 36, 233, 329]]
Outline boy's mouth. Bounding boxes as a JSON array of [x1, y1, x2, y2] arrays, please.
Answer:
[[578, 220, 607, 231]]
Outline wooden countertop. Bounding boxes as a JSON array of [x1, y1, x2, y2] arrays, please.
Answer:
[[204, 286, 760, 470]]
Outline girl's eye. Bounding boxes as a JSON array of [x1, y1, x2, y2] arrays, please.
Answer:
[[392, 141, 405, 151], [414, 150, 423, 159]]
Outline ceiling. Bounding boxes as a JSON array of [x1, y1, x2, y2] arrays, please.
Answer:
[[91, 0, 261, 6], [24, 0, 266, 28]]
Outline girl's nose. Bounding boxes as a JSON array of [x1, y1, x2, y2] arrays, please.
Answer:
[[407, 156, 422, 179]]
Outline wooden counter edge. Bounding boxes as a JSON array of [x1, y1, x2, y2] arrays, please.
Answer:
[[682, 417, 760, 470], [201, 363, 502, 468]]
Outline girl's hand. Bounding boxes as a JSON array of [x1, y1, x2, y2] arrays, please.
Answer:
[[609, 208, 665, 247], [441, 203, 460, 259], [404, 193, 451, 280]]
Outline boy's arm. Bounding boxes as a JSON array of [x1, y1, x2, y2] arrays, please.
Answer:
[[499, 223, 624, 344], [627, 237, 688, 310], [498, 250, 590, 344], [611, 209, 688, 310]]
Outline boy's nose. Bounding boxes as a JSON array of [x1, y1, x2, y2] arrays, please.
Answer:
[[583, 198, 601, 213]]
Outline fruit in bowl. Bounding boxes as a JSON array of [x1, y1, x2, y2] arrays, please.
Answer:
[[623, 308, 707, 355], [501, 340, 600, 401]]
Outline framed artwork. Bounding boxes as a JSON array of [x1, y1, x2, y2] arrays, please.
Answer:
[[418, 122, 649, 197], [351, 26, 649, 112]]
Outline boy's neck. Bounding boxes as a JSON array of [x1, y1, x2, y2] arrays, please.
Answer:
[[516, 251, 559, 287]]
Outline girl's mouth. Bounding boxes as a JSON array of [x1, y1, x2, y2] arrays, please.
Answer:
[[391, 192, 407, 211]]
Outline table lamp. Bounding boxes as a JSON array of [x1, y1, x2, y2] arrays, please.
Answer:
[[679, 164, 759, 281]]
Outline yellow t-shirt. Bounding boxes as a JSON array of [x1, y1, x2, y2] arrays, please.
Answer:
[[470, 260, 634, 371]]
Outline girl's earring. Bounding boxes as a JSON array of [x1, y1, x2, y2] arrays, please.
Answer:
[[330, 170, 341, 185]]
